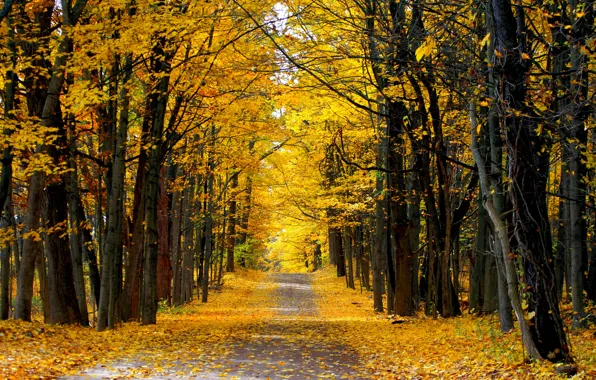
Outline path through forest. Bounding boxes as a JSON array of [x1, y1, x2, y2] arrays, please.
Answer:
[[68, 273, 364, 379]]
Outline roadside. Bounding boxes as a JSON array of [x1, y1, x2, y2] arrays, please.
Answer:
[[312, 266, 596, 379], [0, 270, 272, 379]]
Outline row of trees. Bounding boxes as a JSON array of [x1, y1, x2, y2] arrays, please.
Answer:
[[259, 0, 596, 364], [1, 0, 595, 366], [0, 0, 288, 330]]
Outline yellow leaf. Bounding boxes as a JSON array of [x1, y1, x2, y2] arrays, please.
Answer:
[[521, 53, 530, 60], [415, 36, 436, 62], [480, 32, 490, 48]]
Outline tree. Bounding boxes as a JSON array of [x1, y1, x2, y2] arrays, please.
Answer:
[[490, 0, 571, 362]]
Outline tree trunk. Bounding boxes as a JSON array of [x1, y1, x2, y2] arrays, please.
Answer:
[[0, 13, 15, 222], [343, 227, 355, 289], [182, 176, 196, 303], [470, 101, 543, 361], [157, 170, 172, 304], [491, 0, 571, 362], [120, 111, 149, 322], [567, 0, 592, 328], [407, 170, 420, 306], [16, 170, 45, 322], [42, 33, 84, 325], [142, 154, 160, 324], [72, 174, 101, 307], [67, 139, 89, 326], [45, 177, 83, 325], [394, 224, 413, 316], [330, 227, 346, 277], [387, 100, 414, 316], [14, 3, 53, 323], [0, 190, 11, 320], [226, 173, 238, 272], [558, 167, 570, 300], [142, 36, 172, 325], [314, 241, 322, 271], [97, 54, 131, 330], [38, 239, 50, 322], [170, 167, 184, 306], [0, 14, 15, 321], [470, 197, 486, 312], [483, 251, 498, 313], [202, 145, 215, 303], [484, 17, 513, 331]]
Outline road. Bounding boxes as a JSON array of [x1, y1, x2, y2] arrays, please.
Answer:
[[67, 273, 364, 379]]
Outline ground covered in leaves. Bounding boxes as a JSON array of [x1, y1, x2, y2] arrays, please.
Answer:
[[1, 268, 595, 379], [1, 271, 276, 379], [0, 270, 364, 379], [312, 267, 596, 379]]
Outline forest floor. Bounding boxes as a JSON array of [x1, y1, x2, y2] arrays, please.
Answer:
[[0, 268, 595, 379], [311, 268, 596, 379]]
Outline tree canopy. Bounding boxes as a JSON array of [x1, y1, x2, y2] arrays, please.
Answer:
[[1, 0, 596, 375]]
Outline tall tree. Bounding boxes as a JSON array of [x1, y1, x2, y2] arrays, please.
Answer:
[[490, 0, 571, 362]]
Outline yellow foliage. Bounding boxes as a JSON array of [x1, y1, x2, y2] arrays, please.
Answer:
[[312, 266, 596, 379], [0, 270, 276, 379], [415, 36, 436, 62]]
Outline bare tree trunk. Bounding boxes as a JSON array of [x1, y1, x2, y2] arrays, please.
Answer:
[[142, 35, 172, 325], [343, 227, 355, 289], [46, 176, 83, 324], [38, 237, 50, 322], [470, 101, 542, 361], [491, 0, 571, 361], [483, 251, 498, 313], [557, 168, 569, 300], [182, 176, 195, 303], [170, 167, 184, 306], [14, 2, 52, 323], [328, 224, 337, 266], [157, 170, 172, 304], [226, 173, 238, 272], [567, 0, 592, 328], [0, 189, 11, 320], [0, 17, 15, 320], [67, 138, 89, 326], [386, 100, 414, 316], [407, 170, 420, 306], [314, 241, 323, 271], [72, 168, 101, 308], [121, 116, 149, 321], [0, 12, 15, 222], [44, 54, 82, 325], [97, 54, 131, 330], [330, 227, 346, 277], [470, 200, 486, 312], [483, 15, 513, 331], [202, 139, 215, 303]]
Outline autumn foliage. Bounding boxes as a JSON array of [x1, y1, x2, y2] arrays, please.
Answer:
[[1, 0, 596, 377]]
